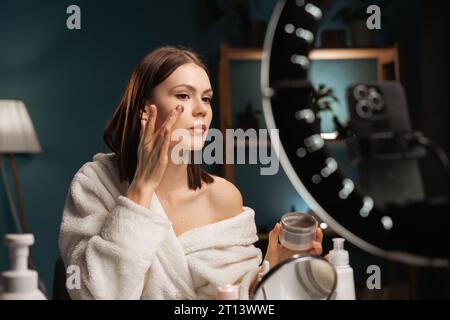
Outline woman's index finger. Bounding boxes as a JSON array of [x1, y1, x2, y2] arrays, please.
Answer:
[[163, 105, 184, 130], [143, 104, 157, 142]]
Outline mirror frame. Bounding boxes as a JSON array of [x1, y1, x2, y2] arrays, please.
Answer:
[[252, 255, 338, 300]]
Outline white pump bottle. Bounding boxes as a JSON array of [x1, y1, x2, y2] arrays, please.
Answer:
[[329, 238, 356, 300], [0, 234, 46, 300]]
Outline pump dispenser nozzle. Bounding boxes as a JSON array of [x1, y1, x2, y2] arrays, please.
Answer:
[[330, 238, 349, 267], [333, 238, 345, 250], [0, 234, 46, 300], [6, 234, 34, 272]]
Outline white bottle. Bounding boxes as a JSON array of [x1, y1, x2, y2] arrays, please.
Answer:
[[216, 284, 240, 300], [0, 234, 46, 300], [329, 238, 356, 300]]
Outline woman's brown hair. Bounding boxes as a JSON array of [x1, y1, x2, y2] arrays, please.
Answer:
[[103, 46, 214, 190]]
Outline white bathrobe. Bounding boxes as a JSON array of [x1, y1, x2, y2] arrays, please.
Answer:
[[58, 153, 262, 300]]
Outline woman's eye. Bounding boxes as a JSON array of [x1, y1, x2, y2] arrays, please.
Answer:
[[176, 94, 189, 100], [203, 97, 212, 103]]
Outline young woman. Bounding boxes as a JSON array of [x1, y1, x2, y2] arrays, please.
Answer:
[[58, 46, 323, 300]]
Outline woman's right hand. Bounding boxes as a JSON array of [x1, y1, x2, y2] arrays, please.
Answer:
[[264, 222, 323, 269], [126, 104, 183, 207]]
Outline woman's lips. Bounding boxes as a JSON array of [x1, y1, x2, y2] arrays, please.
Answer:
[[189, 124, 206, 134], [191, 128, 204, 135]]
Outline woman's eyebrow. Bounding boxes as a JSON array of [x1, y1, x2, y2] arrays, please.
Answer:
[[172, 84, 213, 94]]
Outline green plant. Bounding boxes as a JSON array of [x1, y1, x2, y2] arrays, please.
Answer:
[[309, 84, 339, 118], [309, 84, 349, 137]]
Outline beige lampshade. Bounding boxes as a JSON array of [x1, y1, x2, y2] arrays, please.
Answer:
[[0, 100, 42, 153]]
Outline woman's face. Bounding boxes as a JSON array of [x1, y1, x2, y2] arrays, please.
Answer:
[[147, 62, 213, 151]]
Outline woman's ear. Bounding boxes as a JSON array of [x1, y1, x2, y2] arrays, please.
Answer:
[[139, 102, 152, 138], [142, 103, 150, 115], [143, 99, 156, 115]]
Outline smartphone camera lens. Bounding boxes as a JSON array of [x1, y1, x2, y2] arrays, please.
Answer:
[[356, 100, 373, 119], [353, 84, 369, 101], [368, 89, 385, 111]]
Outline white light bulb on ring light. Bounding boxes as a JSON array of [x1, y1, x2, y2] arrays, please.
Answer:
[[320, 222, 328, 230], [312, 174, 322, 184], [295, 109, 315, 123], [295, 27, 314, 44], [381, 216, 393, 230], [304, 134, 324, 152], [290, 54, 309, 69], [296, 147, 307, 158], [339, 179, 355, 200], [305, 3, 323, 20], [360, 197, 374, 218], [321, 158, 338, 178], [284, 23, 295, 34]]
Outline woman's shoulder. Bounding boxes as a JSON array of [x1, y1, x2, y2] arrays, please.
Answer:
[[204, 174, 244, 219]]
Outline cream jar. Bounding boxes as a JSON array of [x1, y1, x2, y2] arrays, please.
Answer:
[[279, 212, 317, 251]]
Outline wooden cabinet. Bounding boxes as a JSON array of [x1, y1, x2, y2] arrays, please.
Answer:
[[218, 43, 400, 182]]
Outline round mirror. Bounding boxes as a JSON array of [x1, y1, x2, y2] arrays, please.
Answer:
[[261, 0, 450, 266], [253, 256, 337, 300]]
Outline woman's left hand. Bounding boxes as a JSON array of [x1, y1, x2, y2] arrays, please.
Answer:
[[263, 223, 323, 269]]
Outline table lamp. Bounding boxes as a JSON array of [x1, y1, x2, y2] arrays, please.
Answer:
[[0, 100, 42, 233]]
